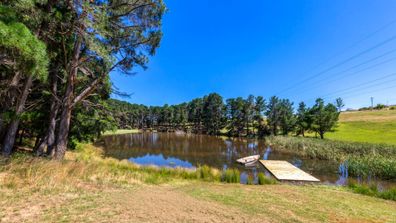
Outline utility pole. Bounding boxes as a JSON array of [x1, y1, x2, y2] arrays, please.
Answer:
[[370, 97, 374, 110]]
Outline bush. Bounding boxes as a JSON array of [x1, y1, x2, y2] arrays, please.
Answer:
[[258, 173, 277, 185], [221, 168, 240, 183]]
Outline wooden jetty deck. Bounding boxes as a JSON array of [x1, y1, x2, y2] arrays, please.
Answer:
[[259, 160, 320, 182]]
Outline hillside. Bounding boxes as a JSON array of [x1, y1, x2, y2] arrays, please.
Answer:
[[325, 109, 396, 145]]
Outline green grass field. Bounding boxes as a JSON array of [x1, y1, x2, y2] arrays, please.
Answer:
[[325, 109, 396, 145]]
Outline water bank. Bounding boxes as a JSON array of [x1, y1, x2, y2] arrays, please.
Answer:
[[0, 144, 395, 222], [98, 132, 396, 188]]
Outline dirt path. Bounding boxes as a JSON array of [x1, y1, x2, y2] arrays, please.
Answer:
[[106, 185, 266, 223], [1, 183, 395, 222], [0, 184, 266, 223]]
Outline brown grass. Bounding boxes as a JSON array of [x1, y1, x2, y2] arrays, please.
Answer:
[[340, 109, 396, 122]]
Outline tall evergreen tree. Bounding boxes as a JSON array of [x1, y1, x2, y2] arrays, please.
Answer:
[[54, 0, 166, 159], [226, 97, 245, 136], [266, 96, 281, 135], [310, 98, 339, 139], [296, 102, 310, 136], [0, 5, 49, 156], [278, 99, 296, 135], [202, 93, 226, 135]]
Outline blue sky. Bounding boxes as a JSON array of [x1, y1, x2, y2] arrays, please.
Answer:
[[111, 0, 396, 109]]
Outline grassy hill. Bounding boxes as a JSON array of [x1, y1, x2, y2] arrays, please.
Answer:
[[325, 109, 396, 145]]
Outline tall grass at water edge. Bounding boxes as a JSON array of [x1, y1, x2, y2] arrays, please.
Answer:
[[347, 181, 396, 201], [266, 136, 396, 179], [0, 144, 249, 191]]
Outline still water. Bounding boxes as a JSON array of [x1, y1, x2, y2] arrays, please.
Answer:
[[97, 132, 395, 187]]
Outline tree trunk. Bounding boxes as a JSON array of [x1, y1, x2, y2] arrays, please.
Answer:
[[2, 75, 33, 156], [35, 74, 59, 156], [45, 100, 59, 156], [54, 103, 72, 160], [319, 131, 324, 139], [54, 36, 82, 160]]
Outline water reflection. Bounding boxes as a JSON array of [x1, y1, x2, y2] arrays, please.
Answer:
[[129, 154, 194, 168], [96, 132, 395, 187], [336, 162, 348, 185], [263, 147, 271, 160]]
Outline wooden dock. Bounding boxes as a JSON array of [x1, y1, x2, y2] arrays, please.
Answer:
[[259, 160, 320, 182]]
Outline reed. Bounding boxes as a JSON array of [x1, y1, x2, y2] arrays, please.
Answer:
[[246, 175, 254, 185], [257, 173, 277, 185], [266, 136, 396, 179], [347, 155, 396, 180], [1, 143, 249, 190], [347, 181, 396, 201], [196, 165, 221, 181], [266, 136, 396, 160], [221, 168, 240, 183]]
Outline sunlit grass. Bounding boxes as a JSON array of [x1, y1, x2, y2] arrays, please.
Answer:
[[325, 121, 396, 145], [322, 109, 396, 145], [183, 183, 396, 222], [102, 129, 141, 136]]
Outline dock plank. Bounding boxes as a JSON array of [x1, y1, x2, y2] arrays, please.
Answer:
[[259, 160, 320, 182]]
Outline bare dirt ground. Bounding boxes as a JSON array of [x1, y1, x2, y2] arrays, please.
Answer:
[[1, 182, 395, 223], [0, 184, 266, 223]]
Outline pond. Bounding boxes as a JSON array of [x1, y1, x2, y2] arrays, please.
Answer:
[[96, 132, 395, 188]]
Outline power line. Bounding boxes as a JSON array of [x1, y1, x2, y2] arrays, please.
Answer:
[[308, 55, 396, 88], [300, 72, 396, 103], [276, 35, 396, 96], [285, 48, 396, 95], [320, 79, 396, 101], [334, 84, 396, 101], [320, 73, 396, 99]]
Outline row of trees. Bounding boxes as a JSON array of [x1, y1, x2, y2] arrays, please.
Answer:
[[0, 0, 166, 159], [109, 94, 343, 139]]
